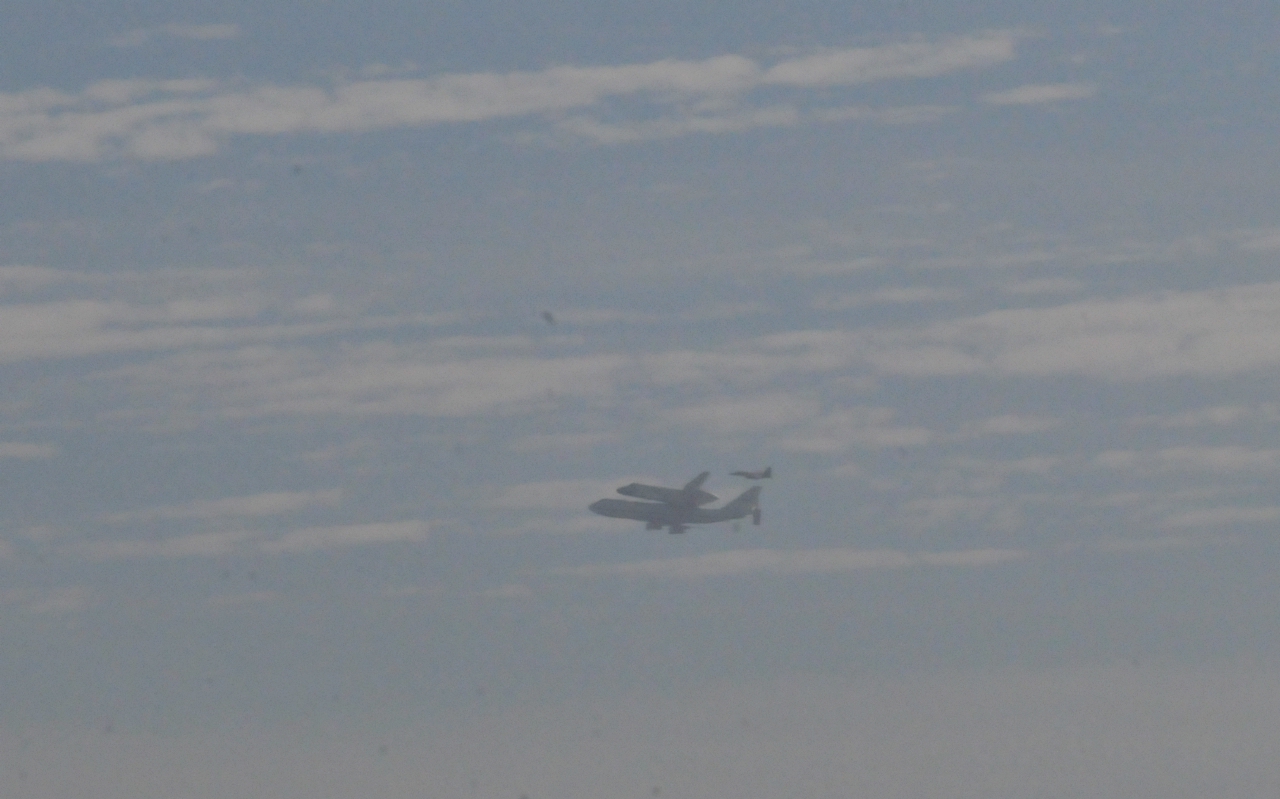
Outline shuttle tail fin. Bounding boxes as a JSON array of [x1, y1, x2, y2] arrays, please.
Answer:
[[716, 486, 761, 520], [683, 471, 711, 492]]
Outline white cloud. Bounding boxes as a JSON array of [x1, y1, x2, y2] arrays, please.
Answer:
[[2, 32, 1019, 161], [1095, 446, 1280, 476], [25, 585, 91, 614], [1094, 533, 1241, 554], [1131, 405, 1264, 428], [999, 277, 1083, 296], [481, 583, 534, 600], [0, 296, 356, 363], [763, 33, 1017, 86], [860, 282, 1280, 380], [260, 520, 429, 553], [813, 286, 965, 310], [554, 105, 800, 144], [663, 393, 822, 435], [110, 23, 242, 48], [0, 441, 58, 459], [901, 494, 1002, 529], [1238, 229, 1280, 252], [509, 432, 616, 453], [492, 477, 660, 512], [968, 415, 1061, 435], [813, 104, 959, 124], [77, 530, 257, 560], [0, 265, 68, 293], [218, 347, 626, 418], [102, 489, 343, 524], [207, 590, 278, 608], [981, 82, 1096, 105], [80, 519, 429, 558], [1163, 506, 1280, 528], [782, 407, 933, 452], [559, 546, 1027, 579]]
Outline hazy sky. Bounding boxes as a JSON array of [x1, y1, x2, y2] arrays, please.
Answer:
[[4, 3, 1280, 797]]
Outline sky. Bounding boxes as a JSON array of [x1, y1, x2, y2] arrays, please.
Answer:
[[4, 2, 1280, 797]]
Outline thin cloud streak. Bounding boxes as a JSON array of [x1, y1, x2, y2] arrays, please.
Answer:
[[981, 82, 1095, 105], [109, 23, 242, 48], [0, 441, 58, 459], [101, 489, 343, 524], [1, 31, 1019, 161], [72, 519, 430, 560], [559, 546, 1028, 580], [860, 281, 1280, 380], [259, 520, 429, 553]]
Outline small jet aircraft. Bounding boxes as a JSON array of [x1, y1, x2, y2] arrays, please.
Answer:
[[615, 471, 717, 508], [731, 466, 772, 479], [590, 484, 762, 534]]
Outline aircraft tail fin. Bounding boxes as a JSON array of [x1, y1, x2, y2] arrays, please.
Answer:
[[719, 486, 761, 518], [683, 471, 711, 492]]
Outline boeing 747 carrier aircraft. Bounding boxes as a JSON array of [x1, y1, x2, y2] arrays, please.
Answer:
[[590, 473, 761, 534]]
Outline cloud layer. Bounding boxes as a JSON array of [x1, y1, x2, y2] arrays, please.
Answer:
[[2, 32, 1019, 161]]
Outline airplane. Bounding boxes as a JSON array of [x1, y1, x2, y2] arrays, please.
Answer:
[[731, 466, 772, 479], [615, 471, 717, 508], [589, 485, 762, 534]]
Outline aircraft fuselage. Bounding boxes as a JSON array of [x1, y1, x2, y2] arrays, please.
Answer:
[[589, 486, 761, 533]]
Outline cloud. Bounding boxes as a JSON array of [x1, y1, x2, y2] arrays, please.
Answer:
[[260, 520, 429, 553], [102, 489, 343, 524], [999, 277, 1083, 296], [76, 517, 428, 559], [1163, 506, 1280, 528], [0, 296, 339, 363], [1131, 405, 1264, 429], [25, 586, 91, 614], [0, 441, 58, 459], [207, 590, 277, 608], [178, 346, 626, 418], [2, 31, 1019, 161], [981, 82, 1096, 105], [1093, 533, 1242, 554], [901, 494, 1003, 529], [782, 407, 933, 452], [77, 530, 257, 560], [1238, 229, 1280, 252], [813, 104, 958, 125], [109, 23, 242, 48], [968, 415, 1061, 435], [859, 282, 1280, 380], [0, 279, 463, 367], [813, 286, 965, 310], [1095, 446, 1280, 476], [0, 265, 68, 293], [663, 393, 822, 435], [762, 33, 1017, 86], [509, 432, 617, 453], [491, 478, 654, 512], [559, 546, 1027, 580]]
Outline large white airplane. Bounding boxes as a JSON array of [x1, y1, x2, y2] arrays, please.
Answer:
[[590, 477, 762, 534]]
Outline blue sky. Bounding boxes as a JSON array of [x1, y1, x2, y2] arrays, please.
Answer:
[[4, 3, 1280, 797]]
